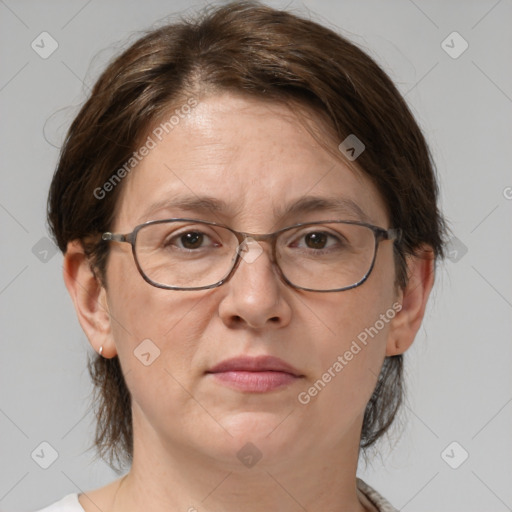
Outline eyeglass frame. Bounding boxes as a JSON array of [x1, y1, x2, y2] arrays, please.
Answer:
[[101, 218, 402, 292]]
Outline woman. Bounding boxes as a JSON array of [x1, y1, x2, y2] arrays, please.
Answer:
[[36, 1, 445, 511]]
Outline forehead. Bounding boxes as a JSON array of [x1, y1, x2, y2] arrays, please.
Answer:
[[113, 92, 389, 231]]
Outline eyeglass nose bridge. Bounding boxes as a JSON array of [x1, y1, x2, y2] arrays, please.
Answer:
[[220, 232, 293, 294], [233, 230, 278, 243], [224, 229, 295, 291], [232, 231, 279, 266]]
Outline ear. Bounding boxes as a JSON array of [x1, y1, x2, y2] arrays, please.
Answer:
[[386, 245, 435, 356], [63, 240, 117, 358]]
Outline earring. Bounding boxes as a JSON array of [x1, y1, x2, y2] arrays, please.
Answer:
[[99, 346, 103, 356]]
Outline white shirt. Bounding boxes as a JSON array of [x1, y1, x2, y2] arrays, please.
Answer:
[[33, 478, 398, 512]]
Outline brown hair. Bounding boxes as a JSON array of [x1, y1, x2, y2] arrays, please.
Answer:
[[47, 1, 446, 471]]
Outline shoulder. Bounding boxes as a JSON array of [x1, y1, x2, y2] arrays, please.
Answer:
[[32, 493, 84, 512], [33, 476, 124, 511], [356, 478, 399, 512]]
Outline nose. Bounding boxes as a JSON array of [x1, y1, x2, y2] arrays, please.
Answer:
[[217, 238, 292, 329]]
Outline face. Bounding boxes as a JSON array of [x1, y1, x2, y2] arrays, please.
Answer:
[[102, 92, 400, 468]]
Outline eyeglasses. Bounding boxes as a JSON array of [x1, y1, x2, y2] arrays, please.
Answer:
[[101, 218, 402, 292]]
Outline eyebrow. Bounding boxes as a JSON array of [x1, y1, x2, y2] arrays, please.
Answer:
[[136, 194, 373, 224], [136, 196, 230, 223], [276, 196, 373, 223]]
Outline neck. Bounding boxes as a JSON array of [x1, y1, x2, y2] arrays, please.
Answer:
[[111, 414, 369, 512]]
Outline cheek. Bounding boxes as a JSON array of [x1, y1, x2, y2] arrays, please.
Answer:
[[295, 302, 396, 451], [105, 282, 217, 437], [306, 288, 394, 400], [299, 250, 398, 422], [105, 252, 212, 382], [315, 251, 397, 363]]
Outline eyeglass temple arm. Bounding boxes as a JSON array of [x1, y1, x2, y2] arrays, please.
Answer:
[[102, 232, 130, 243], [386, 228, 402, 243]]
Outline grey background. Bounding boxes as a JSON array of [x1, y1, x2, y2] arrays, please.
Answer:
[[1, 1, 511, 511]]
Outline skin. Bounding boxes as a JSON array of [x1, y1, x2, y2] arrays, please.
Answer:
[[64, 91, 434, 512]]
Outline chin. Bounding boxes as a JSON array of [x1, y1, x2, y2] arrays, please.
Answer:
[[214, 411, 304, 462]]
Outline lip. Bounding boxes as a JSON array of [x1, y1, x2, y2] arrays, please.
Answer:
[[207, 355, 302, 376], [206, 356, 304, 393]]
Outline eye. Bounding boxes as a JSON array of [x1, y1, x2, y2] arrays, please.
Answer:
[[303, 232, 329, 249], [165, 230, 219, 250], [295, 230, 341, 250], [178, 231, 206, 249]]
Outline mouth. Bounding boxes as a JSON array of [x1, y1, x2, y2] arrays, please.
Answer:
[[205, 355, 304, 393]]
